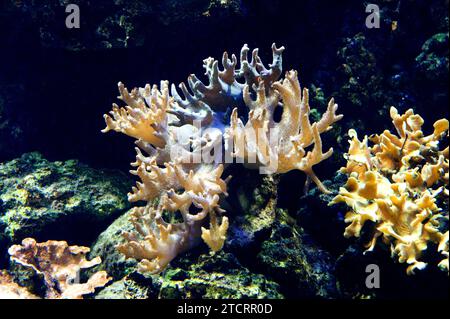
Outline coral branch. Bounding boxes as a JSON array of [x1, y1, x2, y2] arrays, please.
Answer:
[[102, 82, 170, 148], [227, 69, 342, 190]]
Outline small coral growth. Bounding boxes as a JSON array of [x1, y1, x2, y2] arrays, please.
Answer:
[[1, 238, 111, 299], [331, 107, 449, 275]]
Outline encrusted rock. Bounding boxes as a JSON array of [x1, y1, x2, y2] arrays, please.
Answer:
[[157, 251, 283, 299], [95, 272, 158, 299], [89, 209, 139, 280], [0, 152, 133, 261]]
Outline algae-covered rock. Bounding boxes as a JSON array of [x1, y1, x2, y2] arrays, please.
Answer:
[[226, 172, 279, 252], [157, 251, 282, 299], [3, 0, 243, 50], [414, 32, 449, 118], [89, 209, 138, 280], [415, 33, 449, 80], [0, 152, 132, 259], [256, 209, 339, 298], [5, 260, 47, 298], [95, 272, 158, 299], [295, 176, 349, 256], [96, 251, 282, 299], [335, 242, 450, 299], [226, 170, 339, 298]]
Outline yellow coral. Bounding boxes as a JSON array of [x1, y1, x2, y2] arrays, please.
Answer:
[[331, 107, 449, 275], [201, 214, 229, 252]]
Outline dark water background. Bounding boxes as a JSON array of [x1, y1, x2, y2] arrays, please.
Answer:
[[1, 0, 447, 172]]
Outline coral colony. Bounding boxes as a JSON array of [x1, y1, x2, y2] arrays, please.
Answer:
[[0, 44, 448, 299], [331, 107, 449, 274], [101, 44, 343, 274], [1, 238, 111, 299]]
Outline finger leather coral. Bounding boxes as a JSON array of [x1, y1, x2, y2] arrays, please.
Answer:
[[103, 44, 342, 274], [331, 107, 449, 275]]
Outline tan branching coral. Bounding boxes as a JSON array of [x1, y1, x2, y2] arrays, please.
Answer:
[[117, 163, 230, 274], [331, 107, 449, 275], [227, 70, 342, 192], [7, 238, 111, 298], [102, 81, 171, 148], [105, 127, 230, 274], [201, 213, 229, 252], [103, 44, 341, 274]]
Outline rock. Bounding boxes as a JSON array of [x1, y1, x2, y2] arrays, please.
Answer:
[[157, 251, 283, 299], [2, 0, 243, 50], [90, 207, 283, 299], [226, 170, 339, 298], [95, 272, 158, 299], [90, 214, 283, 299], [256, 209, 339, 298], [5, 261, 47, 298], [415, 33, 449, 80], [88, 209, 138, 280], [295, 175, 349, 256], [225, 172, 279, 252], [96, 251, 283, 299], [414, 33, 449, 119], [0, 152, 132, 261]]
